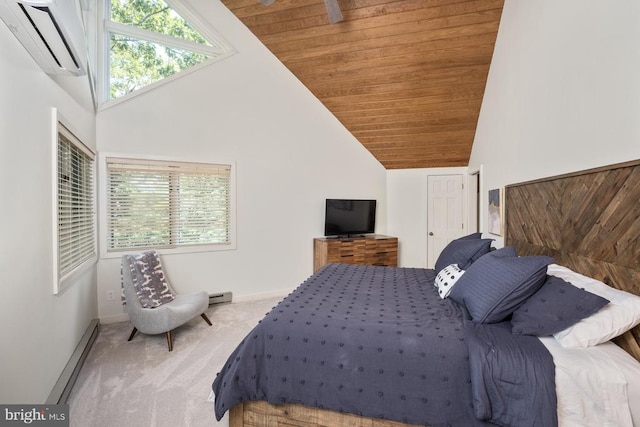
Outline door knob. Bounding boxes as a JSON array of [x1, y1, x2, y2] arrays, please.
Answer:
[[429, 232, 434, 236]]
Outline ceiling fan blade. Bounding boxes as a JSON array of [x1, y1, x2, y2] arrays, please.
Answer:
[[257, 0, 342, 24], [323, 0, 343, 24]]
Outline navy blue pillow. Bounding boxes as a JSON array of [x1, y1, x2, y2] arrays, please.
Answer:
[[489, 245, 517, 258], [449, 247, 553, 323], [458, 232, 483, 240], [434, 235, 493, 273], [511, 275, 609, 336]]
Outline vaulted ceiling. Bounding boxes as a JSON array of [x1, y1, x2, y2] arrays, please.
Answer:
[[221, 0, 505, 169]]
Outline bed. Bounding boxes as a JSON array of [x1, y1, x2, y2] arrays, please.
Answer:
[[212, 160, 640, 427]]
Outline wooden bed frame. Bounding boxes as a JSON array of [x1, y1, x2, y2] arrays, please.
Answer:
[[229, 160, 640, 427]]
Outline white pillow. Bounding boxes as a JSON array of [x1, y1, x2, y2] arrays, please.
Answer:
[[434, 263, 465, 299], [547, 264, 640, 348]]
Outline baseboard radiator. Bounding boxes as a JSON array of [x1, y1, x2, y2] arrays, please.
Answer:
[[209, 292, 232, 305], [46, 319, 100, 404]]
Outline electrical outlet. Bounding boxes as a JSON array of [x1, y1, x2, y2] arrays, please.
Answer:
[[106, 290, 115, 301]]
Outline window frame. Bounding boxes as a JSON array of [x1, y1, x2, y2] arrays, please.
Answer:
[[52, 109, 98, 294], [97, 0, 236, 110], [98, 152, 237, 259]]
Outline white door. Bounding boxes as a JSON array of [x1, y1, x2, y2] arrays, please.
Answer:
[[427, 175, 464, 268]]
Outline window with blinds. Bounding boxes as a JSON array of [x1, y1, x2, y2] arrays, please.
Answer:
[[106, 157, 231, 251], [57, 125, 96, 283]]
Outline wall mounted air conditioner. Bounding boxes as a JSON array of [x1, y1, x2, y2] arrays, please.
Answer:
[[0, 0, 86, 76]]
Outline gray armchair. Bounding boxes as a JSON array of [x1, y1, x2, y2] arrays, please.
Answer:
[[121, 253, 212, 351]]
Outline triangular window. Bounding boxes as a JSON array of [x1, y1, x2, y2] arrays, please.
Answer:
[[102, 0, 234, 103]]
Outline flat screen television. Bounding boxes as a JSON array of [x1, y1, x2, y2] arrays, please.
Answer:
[[324, 199, 376, 237]]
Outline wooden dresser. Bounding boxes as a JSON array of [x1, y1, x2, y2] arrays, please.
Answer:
[[313, 235, 398, 272]]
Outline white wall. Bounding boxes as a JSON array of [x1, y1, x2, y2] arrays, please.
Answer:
[[471, 0, 640, 246], [0, 25, 97, 402], [96, 0, 387, 322]]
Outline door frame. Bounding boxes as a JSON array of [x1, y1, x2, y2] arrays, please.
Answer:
[[468, 165, 482, 235]]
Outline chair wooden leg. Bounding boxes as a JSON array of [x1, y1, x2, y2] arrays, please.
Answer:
[[166, 330, 173, 352], [201, 313, 212, 326], [128, 327, 138, 342]]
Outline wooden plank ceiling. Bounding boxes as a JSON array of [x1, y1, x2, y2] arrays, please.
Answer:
[[220, 0, 505, 169]]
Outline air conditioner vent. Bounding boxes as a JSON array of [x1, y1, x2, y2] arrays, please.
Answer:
[[0, 0, 86, 76], [209, 292, 232, 305], [19, 4, 80, 70]]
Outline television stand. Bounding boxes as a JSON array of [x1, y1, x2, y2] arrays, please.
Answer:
[[313, 234, 398, 272]]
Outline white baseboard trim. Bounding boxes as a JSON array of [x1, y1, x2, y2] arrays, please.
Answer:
[[232, 288, 291, 303], [47, 319, 100, 404]]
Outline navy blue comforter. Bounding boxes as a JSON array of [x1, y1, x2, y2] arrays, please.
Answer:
[[212, 263, 556, 426]]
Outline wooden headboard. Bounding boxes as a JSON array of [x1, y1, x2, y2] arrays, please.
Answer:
[[504, 159, 640, 361]]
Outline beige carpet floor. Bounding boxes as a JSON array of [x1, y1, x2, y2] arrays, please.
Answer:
[[68, 295, 284, 427]]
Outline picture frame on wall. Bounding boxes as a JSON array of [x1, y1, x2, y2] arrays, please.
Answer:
[[488, 188, 503, 236]]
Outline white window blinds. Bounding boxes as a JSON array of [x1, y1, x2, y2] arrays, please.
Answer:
[[58, 126, 96, 280], [106, 157, 231, 250]]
